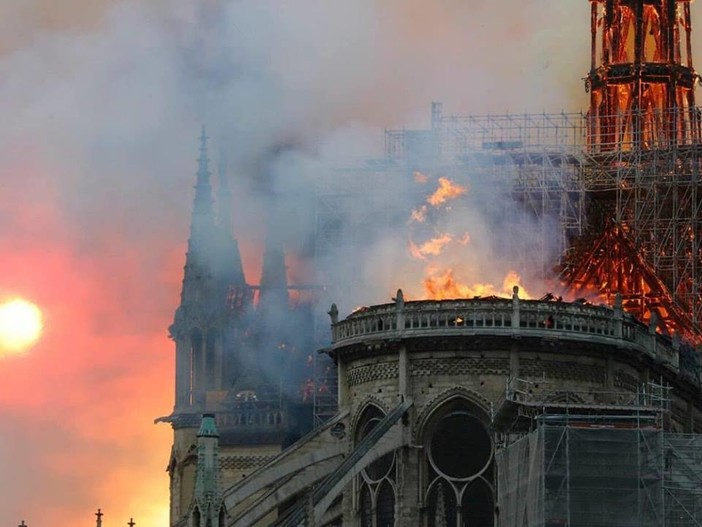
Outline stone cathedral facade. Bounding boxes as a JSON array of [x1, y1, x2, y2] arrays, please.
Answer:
[[162, 133, 702, 526], [159, 129, 315, 527]]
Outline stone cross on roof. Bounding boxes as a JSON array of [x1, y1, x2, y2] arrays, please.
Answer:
[[128, 518, 136, 527]]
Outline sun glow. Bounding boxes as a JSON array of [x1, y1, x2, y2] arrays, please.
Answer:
[[0, 298, 43, 355]]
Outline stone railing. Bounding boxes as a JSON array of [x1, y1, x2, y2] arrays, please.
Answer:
[[215, 406, 287, 429], [329, 289, 681, 372], [158, 405, 288, 431]]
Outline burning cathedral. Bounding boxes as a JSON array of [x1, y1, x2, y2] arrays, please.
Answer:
[[160, 1, 702, 525]]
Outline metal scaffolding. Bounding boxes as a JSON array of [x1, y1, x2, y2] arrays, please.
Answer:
[[497, 424, 702, 527], [495, 379, 702, 526], [383, 103, 702, 338]]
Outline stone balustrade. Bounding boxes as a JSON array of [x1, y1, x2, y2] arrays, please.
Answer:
[[330, 289, 682, 373]]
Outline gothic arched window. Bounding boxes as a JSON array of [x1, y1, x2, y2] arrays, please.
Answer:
[[355, 404, 397, 525], [423, 398, 494, 527], [376, 480, 395, 527]]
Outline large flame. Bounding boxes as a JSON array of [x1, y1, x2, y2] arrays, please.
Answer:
[[410, 175, 468, 223], [423, 268, 531, 300], [427, 176, 468, 206], [404, 175, 533, 302]]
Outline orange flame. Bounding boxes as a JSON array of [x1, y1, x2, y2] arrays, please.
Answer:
[[427, 177, 468, 206], [422, 269, 531, 300], [408, 233, 453, 260]]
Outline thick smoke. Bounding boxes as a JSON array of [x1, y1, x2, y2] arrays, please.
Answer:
[[4, 0, 699, 524]]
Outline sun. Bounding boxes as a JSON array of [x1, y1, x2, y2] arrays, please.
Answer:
[[0, 298, 43, 355]]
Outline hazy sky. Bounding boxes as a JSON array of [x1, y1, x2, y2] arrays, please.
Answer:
[[0, 1, 699, 525]]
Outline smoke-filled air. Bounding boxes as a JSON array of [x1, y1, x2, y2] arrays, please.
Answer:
[[4, 0, 702, 524]]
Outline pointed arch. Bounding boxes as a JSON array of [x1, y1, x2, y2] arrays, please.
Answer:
[[418, 388, 495, 527], [350, 395, 390, 437], [376, 479, 396, 527], [461, 478, 494, 526], [359, 483, 373, 527], [191, 505, 201, 527], [414, 386, 492, 443], [426, 479, 457, 527]]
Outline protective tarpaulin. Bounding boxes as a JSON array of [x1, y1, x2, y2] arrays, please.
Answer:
[[497, 425, 702, 526]]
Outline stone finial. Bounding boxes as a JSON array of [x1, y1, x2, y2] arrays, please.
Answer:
[[512, 285, 519, 301], [649, 312, 659, 335], [395, 289, 404, 310], [19, 521, 27, 527], [95, 509, 103, 527], [614, 292, 623, 312], [128, 519, 135, 527], [328, 303, 339, 325]]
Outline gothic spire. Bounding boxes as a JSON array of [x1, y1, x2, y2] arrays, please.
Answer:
[[216, 151, 246, 286], [189, 126, 216, 248]]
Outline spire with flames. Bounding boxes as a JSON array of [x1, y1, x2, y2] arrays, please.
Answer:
[[563, 0, 702, 341]]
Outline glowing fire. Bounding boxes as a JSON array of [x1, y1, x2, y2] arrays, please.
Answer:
[[423, 269, 531, 300], [408, 233, 454, 260], [405, 174, 531, 303], [413, 171, 430, 184], [410, 205, 428, 223], [427, 177, 468, 206], [410, 176, 468, 224]]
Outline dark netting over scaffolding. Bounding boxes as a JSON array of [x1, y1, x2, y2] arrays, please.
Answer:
[[497, 425, 702, 526]]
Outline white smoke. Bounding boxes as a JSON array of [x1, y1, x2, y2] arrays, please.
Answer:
[[4, 0, 699, 524]]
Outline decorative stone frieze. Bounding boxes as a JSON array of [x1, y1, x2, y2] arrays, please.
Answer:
[[219, 455, 277, 471]]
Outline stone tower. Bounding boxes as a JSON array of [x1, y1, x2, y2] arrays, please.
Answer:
[[161, 130, 314, 527], [170, 127, 248, 412]]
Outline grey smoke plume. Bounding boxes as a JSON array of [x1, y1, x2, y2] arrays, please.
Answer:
[[3, 0, 701, 524]]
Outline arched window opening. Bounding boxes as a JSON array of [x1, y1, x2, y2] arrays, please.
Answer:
[[355, 403, 397, 526], [423, 397, 495, 527], [461, 478, 493, 526], [360, 483, 373, 527], [191, 505, 201, 527], [427, 480, 457, 527], [376, 480, 395, 527], [356, 405, 394, 482]]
